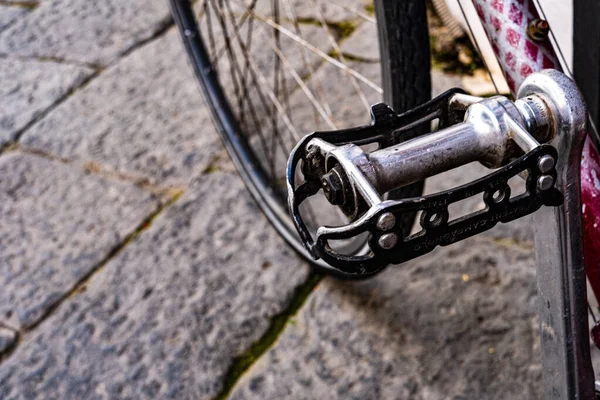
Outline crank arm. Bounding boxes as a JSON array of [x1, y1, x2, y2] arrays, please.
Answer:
[[287, 70, 581, 277]]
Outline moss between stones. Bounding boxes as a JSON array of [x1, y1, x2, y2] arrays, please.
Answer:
[[202, 164, 221, 174], [331, 20, 359, 40], [427, 0, 484, 75], [2, 1, 39, 9], [213, 272, 323, 400], [294, 18, 359, 41], [25, 189, 185, 331]]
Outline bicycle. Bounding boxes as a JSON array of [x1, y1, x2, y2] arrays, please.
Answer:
[[169, 0, 600, 398]]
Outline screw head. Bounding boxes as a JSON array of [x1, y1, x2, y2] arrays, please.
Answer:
[[376, 213, 396, 231], [378, 233, 398, 250], [527, 19, 550, 41], [537, 155, 555, 173], [321, 170, 345, 205], [537, 175, 554, 191]]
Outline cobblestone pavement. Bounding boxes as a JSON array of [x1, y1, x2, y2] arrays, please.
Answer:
[[0, 1, 582, 399]]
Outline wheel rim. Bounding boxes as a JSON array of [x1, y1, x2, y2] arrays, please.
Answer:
[[169, 0, 430, 277]]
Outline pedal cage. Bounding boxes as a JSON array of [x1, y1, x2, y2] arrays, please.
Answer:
[[287, 89, 563, 277]]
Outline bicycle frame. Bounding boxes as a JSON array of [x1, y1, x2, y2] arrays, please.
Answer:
[[473, 0, 600, 398]]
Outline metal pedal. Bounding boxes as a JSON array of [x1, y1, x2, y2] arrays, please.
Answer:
[[287, 71, 574, 277]]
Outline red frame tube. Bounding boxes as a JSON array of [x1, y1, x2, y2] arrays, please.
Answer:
[[472, 0, 600, 302]]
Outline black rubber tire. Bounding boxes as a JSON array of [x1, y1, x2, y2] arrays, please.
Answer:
[[377, 0, 432, 234], [168, 0, 431, 279]]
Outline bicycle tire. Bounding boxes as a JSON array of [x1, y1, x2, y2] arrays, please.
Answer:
[[168, 0, 431, 278]]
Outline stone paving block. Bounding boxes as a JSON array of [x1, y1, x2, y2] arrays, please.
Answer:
[[0, 171, 310, 400], [21, 30, 221, 186], [0, 152, 160, 329], [226, 0, 370, 24], [0, 57, 92, 146], [340, 21, 379, 62], [0, 0, 171, 66], [0, 5, 28, 32], [431, 69, 463, 97], [272, 61, 383, 136], [229, 238, 541, 400], [276, 0, 368, 24]]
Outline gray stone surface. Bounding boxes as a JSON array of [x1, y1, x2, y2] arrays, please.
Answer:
[[0, 326, 17, 355], [0, 172, 310, 400], [431, 69, 464, 97], [0, 0, 171, 66], [0, 152, 160, 329], [230, 238, 542, 400], [0, 5, 28, 32], [21, 30, 221, 186], [227, 0, 370, 23], [0, 57, 92, 146], [275, 0, 369, 24], [341, 21, 379, 62]]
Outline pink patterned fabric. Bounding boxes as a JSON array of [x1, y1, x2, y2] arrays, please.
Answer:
[[473, 0, 559, 94]]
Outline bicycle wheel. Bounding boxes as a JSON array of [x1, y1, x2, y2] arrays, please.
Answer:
[[169, 0, 431, 278]]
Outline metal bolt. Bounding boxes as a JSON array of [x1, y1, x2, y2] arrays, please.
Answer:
[[302, 147, 322, 178], [537, 155, 555, 173], [321, 169, 345, 205], [527, 19, 550, 42], [537, 175, 554, 191], [378, 233, 398, 250], [376, 213, 396, 231]]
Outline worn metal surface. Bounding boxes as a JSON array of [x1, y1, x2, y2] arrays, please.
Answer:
[[474, 2, 600, 397], [366, 96, 547, 192], [521, 70, 595, 399]]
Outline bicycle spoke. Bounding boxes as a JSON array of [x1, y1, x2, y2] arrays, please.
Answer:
[[209, 0, 275, 160], [204, 0, 219, 73], [271, 0, 282, 180], [214, 1, 305, 148], [309, 0, 371, 112], [245, 6, 383, 93], [589, 303, 598, 324], [197, 0, 386, 244], [456, 0, 500, 95], [263, 32, 337, 129], [281, 0, 335, 125]]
